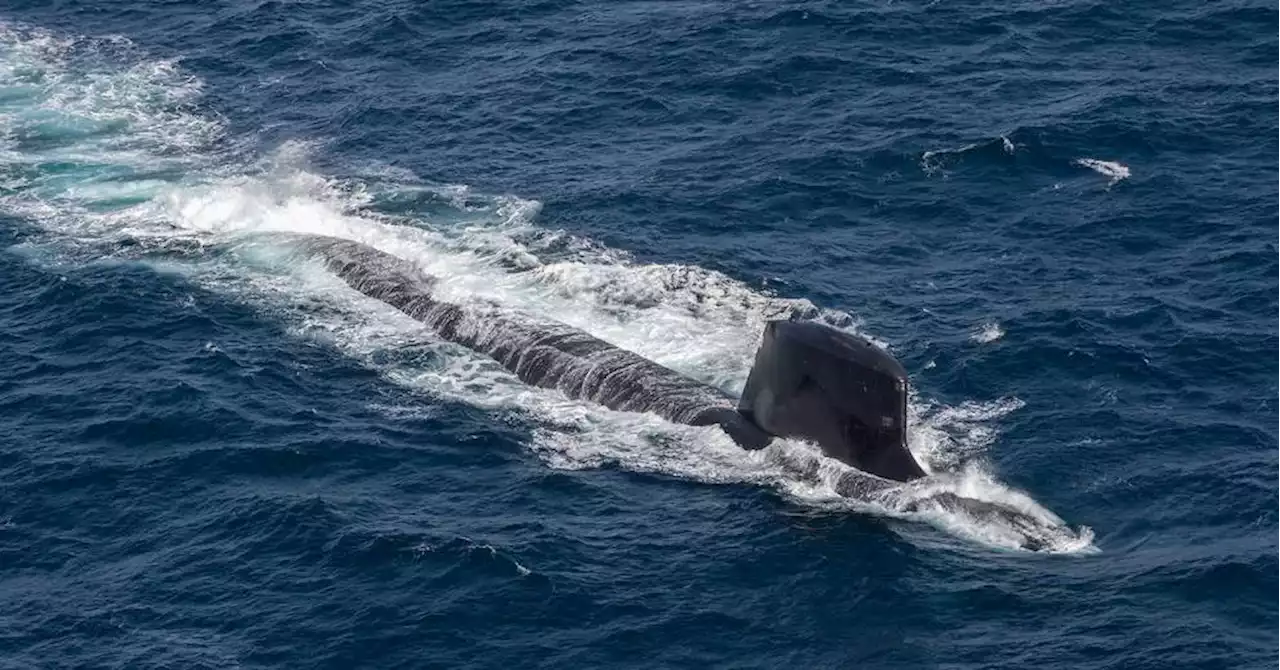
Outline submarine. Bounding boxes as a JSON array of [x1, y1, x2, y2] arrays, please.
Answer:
[[281, 234, 929, 483], [256, 233, 1088, 551]]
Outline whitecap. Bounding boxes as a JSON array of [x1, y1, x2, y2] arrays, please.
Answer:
[[1073, 157, 1130, 186], [971, 321, 1005, 343]]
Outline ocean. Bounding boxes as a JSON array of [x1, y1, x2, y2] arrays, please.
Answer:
[[0, 1, 1275, 668]]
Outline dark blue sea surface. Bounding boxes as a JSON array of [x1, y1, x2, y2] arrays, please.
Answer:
[[0, 1, 1276, 668]]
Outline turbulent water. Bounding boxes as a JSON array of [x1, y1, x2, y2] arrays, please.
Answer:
[[0, 2, 1275, 668]]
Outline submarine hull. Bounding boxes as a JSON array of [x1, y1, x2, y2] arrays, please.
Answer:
[[286, 234, 775, 450]]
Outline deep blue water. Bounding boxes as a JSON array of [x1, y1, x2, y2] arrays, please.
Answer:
[[0, 1, 1276, 668]]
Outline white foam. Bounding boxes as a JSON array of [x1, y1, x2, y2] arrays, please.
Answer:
[[972, 321, 1005, 343], [907, 394, 1025, 472], [0, 23, 1096, 553], [888, 465, 1096, 554], [919, 139, 983, 175], [1073, 158, 1130, 186]]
